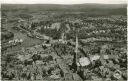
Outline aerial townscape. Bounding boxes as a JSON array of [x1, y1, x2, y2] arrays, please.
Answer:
[[1, 3, 127, 81]]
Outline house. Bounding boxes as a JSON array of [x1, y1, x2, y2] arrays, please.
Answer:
[[50, 22, 61, 31]]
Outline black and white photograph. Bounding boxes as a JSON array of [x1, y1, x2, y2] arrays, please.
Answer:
[[1, 0, 127, 81]]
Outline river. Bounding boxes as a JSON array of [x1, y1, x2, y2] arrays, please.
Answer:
[[5, 25, 43, 52]]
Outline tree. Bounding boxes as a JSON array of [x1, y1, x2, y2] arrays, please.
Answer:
[[18, 14, 33, 21]]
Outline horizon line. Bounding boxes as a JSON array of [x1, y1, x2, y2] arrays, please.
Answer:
[[1, 3, 127, 5]]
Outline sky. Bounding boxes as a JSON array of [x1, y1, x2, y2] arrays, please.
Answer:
[[1, 0, 127, 4]]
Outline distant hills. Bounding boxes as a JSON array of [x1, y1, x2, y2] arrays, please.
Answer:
[[1, 3, 127, 15]]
